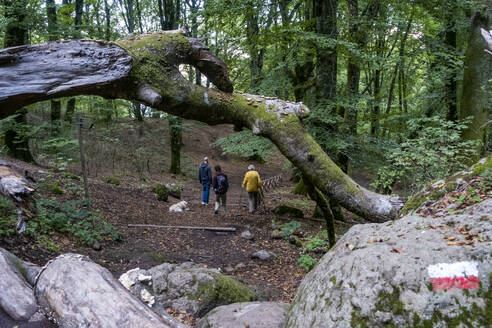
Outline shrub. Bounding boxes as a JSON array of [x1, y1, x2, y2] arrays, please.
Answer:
[[280, 220, 301, 239], [153, 184, 169, 201], [372, 117, 479, 194], [104, 177, 120, 185], [27, 198, 121, 247], [298, 254, 317, 271]]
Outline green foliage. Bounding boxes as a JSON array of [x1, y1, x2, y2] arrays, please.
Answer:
[[40, 182, 64, 194], [305, 235, 327, 252], [297, 254, 317, 271], [27, 198, 121, 247], [104, 177, 120, 185], [372, 117, 479, 194], [280, 220, 301, 239], [0, 197, 16, 238], [152, 184, 169, 201], [211, 129, 274, 163]]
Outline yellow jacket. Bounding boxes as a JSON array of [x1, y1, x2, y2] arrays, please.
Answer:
[[242, 170, 262, 192]]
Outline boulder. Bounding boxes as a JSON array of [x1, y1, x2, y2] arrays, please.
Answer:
[[35, 253, 186, 328], [119, 262, 254, 317], [272, 205, 304, 218], [285, 198, 492, 328], [197, 302, 289, 328], [0, 248, 39, 321], [240, 230, 254, 240]]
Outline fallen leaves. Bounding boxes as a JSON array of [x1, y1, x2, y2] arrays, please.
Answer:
[[391, 248, 404, 253]]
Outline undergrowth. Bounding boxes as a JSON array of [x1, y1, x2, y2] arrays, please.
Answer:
[[26, 198, 121, 247]]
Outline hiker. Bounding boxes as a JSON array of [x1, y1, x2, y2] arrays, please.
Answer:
[[198, 157, 212, 205], [211, 165, 229, 214], [242, 164, 262, 213]]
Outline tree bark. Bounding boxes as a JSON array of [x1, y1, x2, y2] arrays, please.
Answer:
[[459, 4, 491, 158], [0, 31, 403, 221], [104, 0, 111, 40]]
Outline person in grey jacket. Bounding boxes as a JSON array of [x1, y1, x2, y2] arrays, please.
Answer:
[[198, 157, 212, 205]]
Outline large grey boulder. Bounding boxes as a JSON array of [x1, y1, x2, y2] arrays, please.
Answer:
[[286, 198, 492, 328], [0, 248, 39, 321], [197, 302, 289, 328], [36, 253, 186, 328], [119, 262, 254, 317]]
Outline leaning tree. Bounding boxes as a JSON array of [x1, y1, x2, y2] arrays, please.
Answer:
[[0, 29, 403, 222]]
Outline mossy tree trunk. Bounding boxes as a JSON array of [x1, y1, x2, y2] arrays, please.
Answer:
[[459, 3, 491, 159], [0, 30, 403, 222]]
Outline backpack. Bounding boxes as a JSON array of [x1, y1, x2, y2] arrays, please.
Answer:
[[214, 174, 228, 194]]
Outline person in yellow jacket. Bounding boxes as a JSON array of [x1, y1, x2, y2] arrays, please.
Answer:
[[242, 164, 262, 213]]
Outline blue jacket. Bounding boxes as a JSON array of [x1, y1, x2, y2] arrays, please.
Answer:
[[198, 163, 212, 182]]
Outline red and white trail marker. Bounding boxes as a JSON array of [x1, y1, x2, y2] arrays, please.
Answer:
[[427, 261, 481, 291]]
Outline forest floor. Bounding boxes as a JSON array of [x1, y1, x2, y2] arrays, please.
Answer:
[[0, 118, 363, 327]]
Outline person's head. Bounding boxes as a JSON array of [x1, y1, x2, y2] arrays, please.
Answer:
[[203, 156, 209, 163], [248, 164, 255, 171], [214, 165, 221, 172]]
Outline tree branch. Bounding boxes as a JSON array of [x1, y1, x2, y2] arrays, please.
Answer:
[[0, 30, 403, 222]]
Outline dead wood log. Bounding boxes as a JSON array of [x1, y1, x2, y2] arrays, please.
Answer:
[[0, 29, 403, 222], [0, 160, 36, 233], [35, 253, 188, 328], [128, 224, 236, 232]]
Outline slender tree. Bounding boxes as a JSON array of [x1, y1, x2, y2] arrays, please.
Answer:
[[2, 0, 34, 162]]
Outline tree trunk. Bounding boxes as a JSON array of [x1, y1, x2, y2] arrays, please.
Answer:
[[168, 116, 182, 174], [0, 31, 403, 221], [314, 0, 337, 103], [3, 0, 33, 163], [104, 0, 111, 40], [459, 4, 491, 158], [75, 0, 84, 36], [47, 0, 61, 134], [444, 3, 458, 122]]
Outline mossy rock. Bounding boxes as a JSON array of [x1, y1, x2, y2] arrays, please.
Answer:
[[273, 205, 304, 218], [194, 274, 255, 316], [152, 184, 169, 201]]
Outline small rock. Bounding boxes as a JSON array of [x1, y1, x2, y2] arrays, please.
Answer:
[[92, 240, 101, 251], [252, 250, 275, 261], [224, 266, 234, 273], [468, 228, 480, 236], [271, 230, 283, 239], [235, 262, 246, 269], [241, 231, 254, 240]]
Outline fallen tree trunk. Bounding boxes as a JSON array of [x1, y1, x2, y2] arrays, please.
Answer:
[[35, 253, 187, 328], [128, 224, 236, 232], [0, 29, 402, 222]]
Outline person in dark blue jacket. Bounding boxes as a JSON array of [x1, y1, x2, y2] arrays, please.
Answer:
[[198, 157, 212, 205]]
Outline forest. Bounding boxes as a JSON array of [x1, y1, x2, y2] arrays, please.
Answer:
[[0, 0, 491, 327]]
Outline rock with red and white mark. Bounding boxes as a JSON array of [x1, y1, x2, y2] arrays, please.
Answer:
[[286, 198, 492, 328]]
